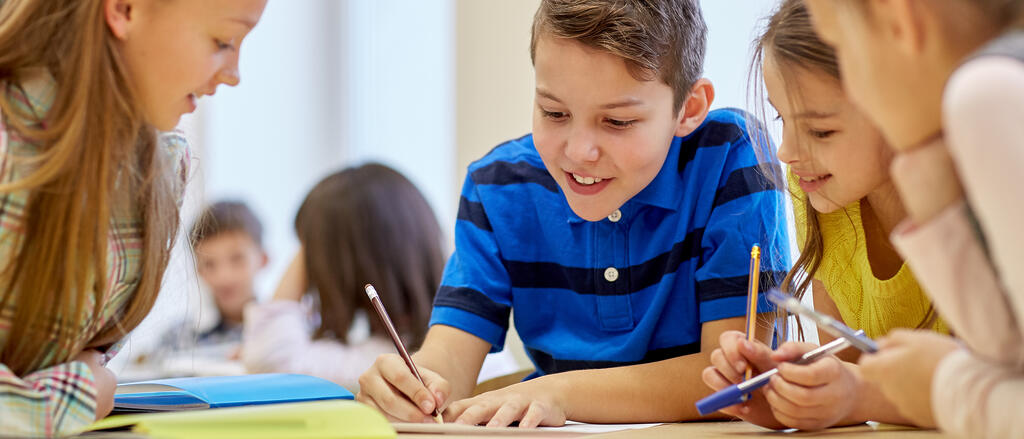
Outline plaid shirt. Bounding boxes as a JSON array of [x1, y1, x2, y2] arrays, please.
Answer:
[[0, 71, 189, 437]]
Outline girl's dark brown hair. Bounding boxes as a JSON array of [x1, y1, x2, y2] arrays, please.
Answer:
[[295, 163, 443, 349], [753, 0, 936, 340]]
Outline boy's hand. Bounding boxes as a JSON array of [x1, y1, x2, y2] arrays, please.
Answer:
[[74, 350, 116, 420], [357, 353, 450, 423], [859, 330, 959, 428], [762, 342, 860, 431], [701, 330, 785, 429], [444, 378, 566, 428]]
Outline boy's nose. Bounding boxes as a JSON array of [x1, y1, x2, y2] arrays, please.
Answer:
[[565, 128, 599, 163]]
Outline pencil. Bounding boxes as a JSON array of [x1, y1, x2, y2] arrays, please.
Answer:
[[365, 284, 444, 424], [745, 245, 761, 381]]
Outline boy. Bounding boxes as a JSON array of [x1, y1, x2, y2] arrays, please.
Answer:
[[188, 200, 268, 348], [358, 0, 789, 427], [146, 200, 267, 364]]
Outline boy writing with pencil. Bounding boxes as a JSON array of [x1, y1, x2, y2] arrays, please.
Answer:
[[357, 0, 789, 427]]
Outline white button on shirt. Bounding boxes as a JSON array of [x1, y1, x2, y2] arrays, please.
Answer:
[[608, 209, 622, 222], [604, 267, 619, 282]]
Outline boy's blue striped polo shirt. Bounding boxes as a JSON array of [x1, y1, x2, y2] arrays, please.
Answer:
[[431, 108, 791, 377]]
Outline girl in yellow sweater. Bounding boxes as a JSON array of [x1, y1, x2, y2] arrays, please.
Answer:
[[702, 0, 944, 431]]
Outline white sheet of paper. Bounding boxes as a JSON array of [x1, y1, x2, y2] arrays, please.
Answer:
[[392, 421, 662, 436], [540, 421, 662, 433]]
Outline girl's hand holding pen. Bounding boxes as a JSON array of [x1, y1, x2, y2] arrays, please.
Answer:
[[703, 331, 861, 431], [764, 342, 861, 431]]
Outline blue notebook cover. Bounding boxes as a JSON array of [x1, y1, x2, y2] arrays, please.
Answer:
[[114, 373, 354, 412]]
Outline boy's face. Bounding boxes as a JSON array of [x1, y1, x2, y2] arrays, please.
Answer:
[[194, 231, 267, 321], [532, 36, 688, 222]]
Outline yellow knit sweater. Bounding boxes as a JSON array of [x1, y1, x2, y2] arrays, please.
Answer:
[[790, 174, 948, 339]]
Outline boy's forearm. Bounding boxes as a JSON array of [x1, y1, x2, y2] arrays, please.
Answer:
[[529, 351, 729, 423]]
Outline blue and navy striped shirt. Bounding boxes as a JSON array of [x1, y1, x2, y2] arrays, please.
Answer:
[[431, 108, 790, 377]]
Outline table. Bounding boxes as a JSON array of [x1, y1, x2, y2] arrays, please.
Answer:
[[394, 421, 948, 439]]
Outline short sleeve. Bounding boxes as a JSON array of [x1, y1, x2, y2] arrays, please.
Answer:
[[695, 129, 791, 323], [429, 172, 513, 352]]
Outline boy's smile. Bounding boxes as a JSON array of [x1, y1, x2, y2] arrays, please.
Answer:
[[531, 35, 700, 222]]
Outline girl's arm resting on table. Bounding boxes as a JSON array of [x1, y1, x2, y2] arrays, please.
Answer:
[[0, 357, 110, 437]]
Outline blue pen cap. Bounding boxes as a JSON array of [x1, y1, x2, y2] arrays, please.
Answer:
[[696, 384, 747, 416]]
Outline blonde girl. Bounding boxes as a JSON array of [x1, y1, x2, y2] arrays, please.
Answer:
[[0, 0, 265, 435]]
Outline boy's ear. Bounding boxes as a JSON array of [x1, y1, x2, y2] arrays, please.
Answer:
[[870, 0, 926, 55], [259, 251, 269, 270], [105, 0, 135, 40], [674, 78, 715, 138]]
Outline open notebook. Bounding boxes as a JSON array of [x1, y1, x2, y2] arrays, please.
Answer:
[[112, 373, 353, 413], [88, 400, 395, 439]]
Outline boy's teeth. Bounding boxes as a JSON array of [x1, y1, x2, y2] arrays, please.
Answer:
[[572, 173, 601, 185]]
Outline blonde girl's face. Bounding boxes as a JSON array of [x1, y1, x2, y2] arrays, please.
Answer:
[[106, 0, 267, 131], [763, 54, 893, 214]]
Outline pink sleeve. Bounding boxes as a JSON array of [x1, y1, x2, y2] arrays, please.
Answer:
[[892, 203, 1024, 367], [241, 301, 392, 391], [933, 349, 1024, 438]]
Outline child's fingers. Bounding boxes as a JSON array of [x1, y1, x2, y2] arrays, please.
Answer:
[[356, 373, 430, 422], [520, 400, 565, 428], [419, 368, 452, 411], [776, 355, 842, 387], [701, 366, 735, 391], [717, 331, 751, 374], [738, 339, 778, 372], [486, 401, 526, 428], [377, 355, 440, 414], [769, 341, 818, 362], [709, 348, 745, 383], [763, 385, 827, 430], [768, 375, 829, 409], [455, 400, 498, 426]]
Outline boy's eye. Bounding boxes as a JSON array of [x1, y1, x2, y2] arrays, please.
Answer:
[[809, 129, 837, 139], [541, 109, 568, 121], [606, 118, 636, 128]]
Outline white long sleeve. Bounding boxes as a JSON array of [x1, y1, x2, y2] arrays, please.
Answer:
[[241, 300, 393, 393]]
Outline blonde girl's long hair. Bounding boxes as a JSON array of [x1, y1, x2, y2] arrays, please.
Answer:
[[0, 0, 180, 375]]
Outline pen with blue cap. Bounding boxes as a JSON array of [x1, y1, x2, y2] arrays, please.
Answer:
[[696, 334, 858, 415]]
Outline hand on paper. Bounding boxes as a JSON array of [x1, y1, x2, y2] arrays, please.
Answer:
[[356, 353, 450, 423], [702, 330, 785, 429], [858, 329, 959, 428], [443, 378, 566, 428], [74, 349, 116, 419]]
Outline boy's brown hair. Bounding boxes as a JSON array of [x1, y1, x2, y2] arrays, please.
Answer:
[[190, 201, 264, 249], [529, 0, 707, 112]]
